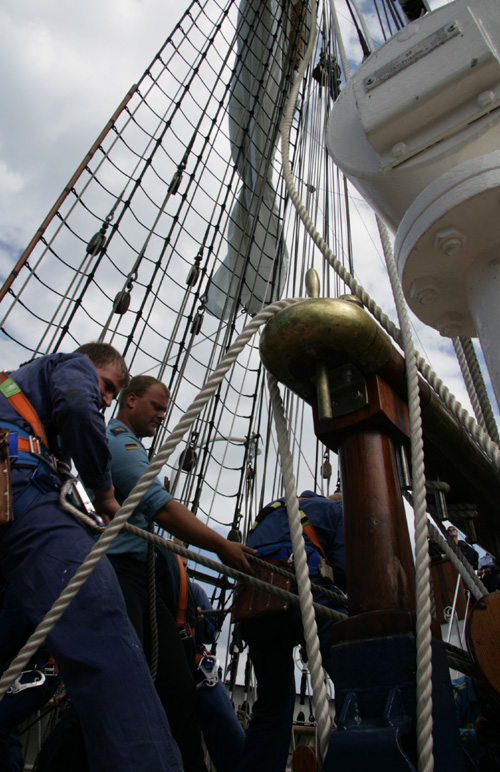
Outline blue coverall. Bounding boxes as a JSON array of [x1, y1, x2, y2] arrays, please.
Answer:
[[0, 353, 183, 772], [188, 580, 246, 772], [237, 490, 347, 772], [106, 417, 208, 772], [155, 546, 245, 772], [0, 584, 59, 772], [453, 675, 500, 770]]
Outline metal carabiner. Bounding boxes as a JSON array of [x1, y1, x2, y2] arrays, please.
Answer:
[[8, 669, 46, 694], [197, 654, 219, 687]]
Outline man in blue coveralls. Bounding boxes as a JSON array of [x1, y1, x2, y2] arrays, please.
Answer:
[[106, 374, 255, 771], [155, 542, 246, 772], [236, 490, 347, 772], [0, 344, 184, 772]]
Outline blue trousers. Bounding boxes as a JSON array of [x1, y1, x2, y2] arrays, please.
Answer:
[[197, 680, 245, 772], [109, 553, 208, 772], [0, 479, 183, 772], [238, 597, 342, 772]]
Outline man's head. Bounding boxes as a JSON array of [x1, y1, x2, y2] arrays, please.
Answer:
[[75, 342, 129, 409], [447, 525, 458, 543], [117, 375, 169, 438]]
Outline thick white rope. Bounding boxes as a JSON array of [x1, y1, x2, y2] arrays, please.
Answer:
[[124, 523, 346, 622], [279, 5, 500, 766], [268, 373, 332, 761], [453, 337, 500, 445], [377, 215, 433, 772], [281, 5, 435, 766], [280, 2, 500, 476], [0, 298, 302, 700], [415, 355, 500, 472], [452, 338, 488, 434], [427, 520, 487, 601]]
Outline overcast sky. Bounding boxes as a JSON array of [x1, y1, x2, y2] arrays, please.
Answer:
[[0, 0, 187, 260], [1, 0, 497, 465], [1, 0, 492, 694], [1, 0, 495, 469]]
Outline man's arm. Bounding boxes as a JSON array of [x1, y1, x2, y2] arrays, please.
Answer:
[[155, 499, 255, 573], [93, 487, 121, 523]]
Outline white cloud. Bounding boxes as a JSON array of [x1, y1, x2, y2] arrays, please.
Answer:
[[0, 0, 497, 695]]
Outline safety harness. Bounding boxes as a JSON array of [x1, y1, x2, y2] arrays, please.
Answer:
[[0, 371, 101, 528], [175, 557, 219, 686], [175, 555, 196, 640], [251, 497, 334, 583]]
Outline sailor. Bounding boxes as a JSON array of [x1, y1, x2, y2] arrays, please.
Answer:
[[447, 525, 480, 570], [0, 344, 184, 772], [156, 542, 246, 772], [105, 374, 255, 772], [452, 675, 500, 769], [235, 490, 347, 772], [0, 584, 60, 772]]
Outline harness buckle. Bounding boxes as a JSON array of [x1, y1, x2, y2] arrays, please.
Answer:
[[62, 479, 106, 530], [178, 624, 194, 640], [318, 556, 334, 584], [8, 669, 46, 694], [196, 654, 219, 687], [28, 436, 41, 455]]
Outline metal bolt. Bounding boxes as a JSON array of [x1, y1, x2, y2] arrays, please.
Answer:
[[409, 277, 440, 305], [435, 227, 466, 257], [392, 142, 408, 158], [477, 90, 495, 107], [438, 312, 463, 338]]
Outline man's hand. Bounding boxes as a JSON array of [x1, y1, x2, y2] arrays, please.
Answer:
[[93, 486, 121, 524], [216, 540, 256, 574], [156, 500, 257, 571]]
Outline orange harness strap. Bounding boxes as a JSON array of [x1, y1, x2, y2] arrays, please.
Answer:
[[297, 498, 331, 566], [301, 521, 330, 565], [0, 372, 49, 448]]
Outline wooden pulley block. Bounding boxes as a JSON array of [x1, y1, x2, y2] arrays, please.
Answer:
[[292, 745, 319, 772], [466, 592, 500, 695]]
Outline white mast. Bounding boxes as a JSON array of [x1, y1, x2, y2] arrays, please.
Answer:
[[326, 0, 500, 407]]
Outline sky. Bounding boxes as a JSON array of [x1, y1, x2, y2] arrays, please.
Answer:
[[1, 0, 496, 533], [0, 0, 186, 262], [1, 0, 495, 688]]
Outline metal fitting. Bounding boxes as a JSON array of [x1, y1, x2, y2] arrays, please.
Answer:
[[392, 142, 408, 158], [477, 90, 495, 108], [437, 312, 463, 338], [409, 276, 440, 305], [435, 227, 466, 257]]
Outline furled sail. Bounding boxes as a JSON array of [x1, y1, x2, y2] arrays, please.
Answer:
[[206, 0, 296, 318]]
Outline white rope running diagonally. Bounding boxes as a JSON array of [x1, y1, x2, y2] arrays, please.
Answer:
[[0, 298, 302, 701], [452, 337, 488, 434], [281, 4, 434, 768], [267, 373, 332, 761], [452, 337, 500, 445], [377, 215, 433, 772], [427, 520, 488, 601], [280, 0, 500, 477], [123, 523, 346, 622]]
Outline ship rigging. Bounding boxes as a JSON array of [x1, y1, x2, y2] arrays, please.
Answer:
[[0, 0, 499, 769]]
